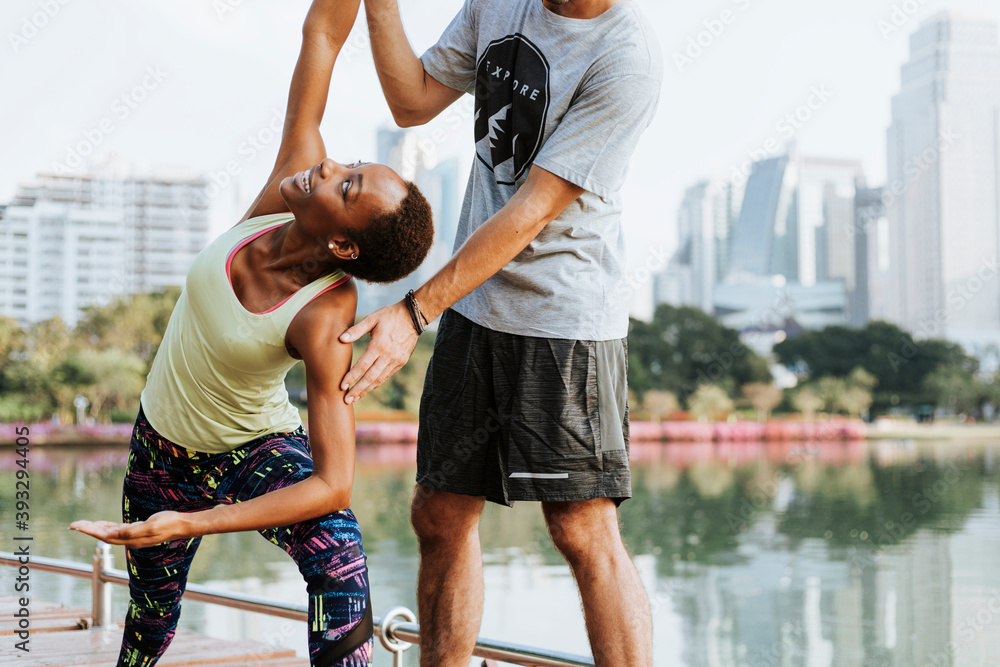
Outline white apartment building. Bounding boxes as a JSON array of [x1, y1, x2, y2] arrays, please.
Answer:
[[0, 170, 209, 327]]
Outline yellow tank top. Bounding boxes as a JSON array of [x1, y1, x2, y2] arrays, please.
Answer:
[[140, 213, 350, 453]]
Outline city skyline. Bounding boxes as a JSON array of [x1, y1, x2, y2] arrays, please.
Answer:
[[5, 1, 1000, 339], [654, 10, 1000, 373], [0, 168, 209, 326], [5, 0, 1000, 264]]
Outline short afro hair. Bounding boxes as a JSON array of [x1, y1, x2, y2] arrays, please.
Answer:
[[349, 181, 434, 284]]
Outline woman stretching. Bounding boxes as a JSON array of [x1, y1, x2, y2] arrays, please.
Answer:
[[69, 1, 433, 665]]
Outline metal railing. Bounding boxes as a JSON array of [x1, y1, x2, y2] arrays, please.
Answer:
[[0, 547, 594, 667]]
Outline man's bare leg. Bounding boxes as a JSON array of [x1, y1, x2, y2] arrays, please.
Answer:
[[542, 498, 652, 667], [410, 485, 487, 667]]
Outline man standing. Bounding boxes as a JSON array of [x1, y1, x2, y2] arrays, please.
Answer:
[[340, 0, 662, 664]]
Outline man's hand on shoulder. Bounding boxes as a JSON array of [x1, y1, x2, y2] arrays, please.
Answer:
[[339, 300, 419, 404]]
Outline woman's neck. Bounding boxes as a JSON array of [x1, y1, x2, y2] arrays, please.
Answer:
[[261, 221, 344, 286]]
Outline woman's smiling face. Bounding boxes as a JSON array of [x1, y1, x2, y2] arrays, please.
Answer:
[[281, 157, 408, 243]]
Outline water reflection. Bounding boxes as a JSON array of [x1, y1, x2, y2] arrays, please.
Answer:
[[1, 439, 998, 666]]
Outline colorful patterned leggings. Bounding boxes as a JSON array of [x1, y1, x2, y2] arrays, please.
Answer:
[[117, 408, 372, 667]]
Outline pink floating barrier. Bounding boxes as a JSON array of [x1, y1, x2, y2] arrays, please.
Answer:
[[627, 419, 866, 442]]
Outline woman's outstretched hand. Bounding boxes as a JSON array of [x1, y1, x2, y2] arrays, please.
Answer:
[[70, 511, 190, 549]]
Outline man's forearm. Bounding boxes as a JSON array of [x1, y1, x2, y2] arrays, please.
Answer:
[[414, 168, 585, 322], [365, 0, 432, 125], [415, 207, 540, 323]]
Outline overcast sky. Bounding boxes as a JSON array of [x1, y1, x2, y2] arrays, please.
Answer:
[[3, 0, 1000, 268]]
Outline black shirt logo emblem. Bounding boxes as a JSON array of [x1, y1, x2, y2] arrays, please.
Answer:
[[474, 34, 550, 185]]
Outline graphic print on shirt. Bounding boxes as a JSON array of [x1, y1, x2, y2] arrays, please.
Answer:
[[474, 33, 550, 185]]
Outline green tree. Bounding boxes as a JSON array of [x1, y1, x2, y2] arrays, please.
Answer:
[[803, 368, 875, 418], [642, 390, 680, 421], [0, 316, 33, 420], [922, 366, 987, 416], [792, 386, 823, 421], [688, 384, 734, 422], [628, 304, 771, 403], [0, 291, 178, 423], [741, 382, 783, 421], [816, 377, 846, 414], [839, 367, 877, 418], [54, 350, 146, 422], [0, 315, 25, 363], [838, 386, 874, 419], [76, 287, 181, 367], [0, 317, 78, 422], [774, 320, 978, 413]]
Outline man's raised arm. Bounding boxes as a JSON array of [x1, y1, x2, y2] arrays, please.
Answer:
[[365, 0, 464, 127], [339, 166, 584, 403]]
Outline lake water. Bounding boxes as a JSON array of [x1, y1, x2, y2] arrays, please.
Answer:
[[2, 438, 998, 666]]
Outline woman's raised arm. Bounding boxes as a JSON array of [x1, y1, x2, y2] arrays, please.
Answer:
[[239, 0, 363, 223]]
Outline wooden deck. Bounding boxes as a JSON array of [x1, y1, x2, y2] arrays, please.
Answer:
[[0, 597, 309, 666]]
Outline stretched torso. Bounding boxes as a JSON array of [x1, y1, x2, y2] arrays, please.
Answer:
[[140, 213, 349, 453]]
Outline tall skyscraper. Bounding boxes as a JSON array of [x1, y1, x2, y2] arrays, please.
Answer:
[[0, 169, 208, 327], [852, 187, 887, 327], [358, 127, 463, 317], [654, 178, 741, 313], [885, 12, 1000, 352], [712, 150, 864, 341], [727, 150, 864, 290]]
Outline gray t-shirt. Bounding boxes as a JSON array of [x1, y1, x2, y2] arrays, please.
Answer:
[[421, 0, 662, 341]]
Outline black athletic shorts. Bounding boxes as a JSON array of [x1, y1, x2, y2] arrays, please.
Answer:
[[416, 309, 631, 506]]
